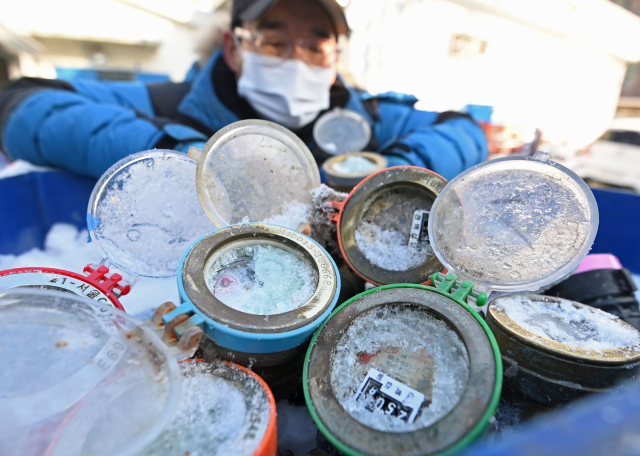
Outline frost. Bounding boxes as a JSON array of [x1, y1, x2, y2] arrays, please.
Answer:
[[205, 244, 318, 315], [331, 155, 377, 175], [309, 184, 348, 255], [261, 201, 311, 230], [330, 305, 469, 432], [504, 360, 519, 378], [355, 222, 432, 271], [494, 295, 640, 351], [0, 223, 180, 317], [141, 362, 271, 456], [92, 155, 214, 278], [430, 163, 594, 285]]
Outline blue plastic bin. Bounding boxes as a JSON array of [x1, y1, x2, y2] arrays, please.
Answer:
[[1, 169, 640, 455]]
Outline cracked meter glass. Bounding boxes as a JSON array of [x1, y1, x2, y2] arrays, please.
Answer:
[[0, 289, 180, 456]]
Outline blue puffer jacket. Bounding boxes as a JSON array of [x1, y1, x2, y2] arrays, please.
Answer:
[[0, 51, 487, 179]]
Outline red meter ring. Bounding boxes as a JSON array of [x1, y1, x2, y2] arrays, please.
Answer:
[[330, 166, 448, 287], [0, 266, 127, 310]]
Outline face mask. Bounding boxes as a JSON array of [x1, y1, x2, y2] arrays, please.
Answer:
[[237, 51, 335, 130]]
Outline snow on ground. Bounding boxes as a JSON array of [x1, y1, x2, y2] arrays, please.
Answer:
[[0, 223, 180, 319]]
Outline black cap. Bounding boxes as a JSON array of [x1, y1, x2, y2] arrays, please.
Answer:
[[231, 0, 349, 36]]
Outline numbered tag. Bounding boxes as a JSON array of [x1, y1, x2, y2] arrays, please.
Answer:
[[355, 368, 425, 424], [408, 210, 430, 251]]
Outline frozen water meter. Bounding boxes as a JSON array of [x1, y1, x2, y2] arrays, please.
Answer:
[[0, 288, 186, 456], [141, 360, 277, 456], [487, 294, 640, 406], [322, 152, 388, 192], [0, 150, 215, 311], [313, 108, 372, 155], [165, 222, 340, 398], [304, 280, 501, 456], [329, 166, 448, 286]]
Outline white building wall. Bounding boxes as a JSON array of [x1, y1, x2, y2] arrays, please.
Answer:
[[344, 0, 636, 149]]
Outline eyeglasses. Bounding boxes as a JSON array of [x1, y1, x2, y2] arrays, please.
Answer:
[[234, 27, 339, 68]]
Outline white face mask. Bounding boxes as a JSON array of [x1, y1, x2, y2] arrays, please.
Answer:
[[237, 51, 335, 130]]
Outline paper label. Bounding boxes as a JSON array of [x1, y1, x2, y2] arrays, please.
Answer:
[[408, 210, 430, 250], [357, 345, 435, 403], [355, 368, 426, 424]]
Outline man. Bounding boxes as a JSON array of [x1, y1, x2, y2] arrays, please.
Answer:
[[0, 0, 487, 179]]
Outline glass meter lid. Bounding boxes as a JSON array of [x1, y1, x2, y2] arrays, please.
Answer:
[[87, 150, 214, 278], [0, 288, 181, 456], [313, 108, 372, 155], [428, 154, 599, 294], [191, 120, 321, 231]]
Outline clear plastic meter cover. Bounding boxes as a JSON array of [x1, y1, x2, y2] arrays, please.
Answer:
[[193, 120, 320, 231], [0, 288, 180, 456], [313, 108, 372, 155], [88, 150, 214, 278], [428, 156, 599, 293]]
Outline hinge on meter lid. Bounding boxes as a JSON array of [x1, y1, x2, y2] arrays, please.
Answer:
[[140, 301, 205, 360], [83, 263, 133, 298], [431, 272, 488, 308]]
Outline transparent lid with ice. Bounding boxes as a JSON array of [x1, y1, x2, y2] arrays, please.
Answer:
[[427, 154, 599, 294], [0, 288, 181, 456], [313, 108, 371, 155], [192, 120, 320, 231], [88, 150, 215, 278]]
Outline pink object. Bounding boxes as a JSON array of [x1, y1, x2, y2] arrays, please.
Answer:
[[573, 254, 623, 275]]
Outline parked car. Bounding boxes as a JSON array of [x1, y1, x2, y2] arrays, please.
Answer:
[[576, 117, 640, 193]]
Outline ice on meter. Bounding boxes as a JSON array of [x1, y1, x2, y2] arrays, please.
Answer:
[[205, 244, 318, 315], [332, 155, 377, 175], [430, 160, 594, 288], [90, 153, 214, 278], [330, 305, 469, 432], [141, 362, 271, 456], [355, 222, 432, 271], [0, 290, 179, 456], [494, 295, 640, 351]]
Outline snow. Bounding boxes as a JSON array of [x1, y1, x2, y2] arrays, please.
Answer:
[[0, 159, 52, 179], [261, 201, 311, 230], [355, 222, 432, 271], [141, 362, 271, 456], [494, 295, 640, 351], [309, 184, 348, 255], [0, 224, 180, 318], [205, 244, 318, 315], [331, 155, 377, 175], [330, 305, 469, 432]]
